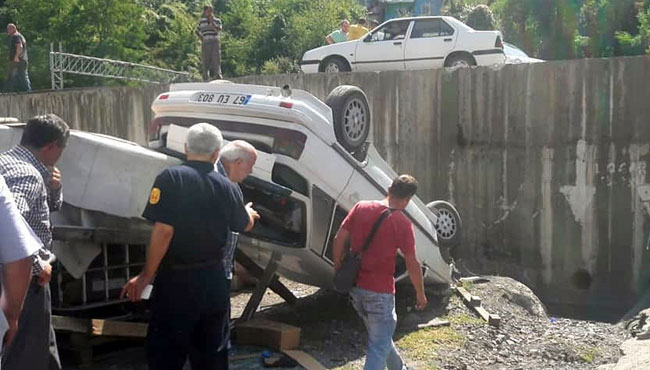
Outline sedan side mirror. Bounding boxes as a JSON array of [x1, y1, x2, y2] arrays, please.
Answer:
[[363, 34, 372, 42]]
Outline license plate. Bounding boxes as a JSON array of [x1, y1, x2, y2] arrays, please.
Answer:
[[191, 92, 250, 106]]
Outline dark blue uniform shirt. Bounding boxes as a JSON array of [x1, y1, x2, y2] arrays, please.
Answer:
[[143, 160, 250, 269]]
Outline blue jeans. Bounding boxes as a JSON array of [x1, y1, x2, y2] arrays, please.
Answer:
[[350, 287, 405, 370]]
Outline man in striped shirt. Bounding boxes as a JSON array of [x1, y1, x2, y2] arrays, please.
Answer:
[[0, 114, 69, 370], [196, 5, 223, 81]]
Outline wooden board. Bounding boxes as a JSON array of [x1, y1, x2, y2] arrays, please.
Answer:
[[283, 350, 327, 370], [53, 315, 148, 338]]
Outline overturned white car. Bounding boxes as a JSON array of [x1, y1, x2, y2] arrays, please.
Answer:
[[0, 82, 460, 313], [149, 81, 460, 288]]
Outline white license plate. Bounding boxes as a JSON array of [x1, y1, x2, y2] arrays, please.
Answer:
[[191, 92, 251, 105]]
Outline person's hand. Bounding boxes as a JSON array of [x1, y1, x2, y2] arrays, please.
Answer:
[[3, 318, 19, 349], [120, 273, 153, 303], [245, 202, 260, 221], [49, 166, 62, 190], [12, 56, 19, 63], [415, 291, 428, 311], [37, 262, 52, 287]]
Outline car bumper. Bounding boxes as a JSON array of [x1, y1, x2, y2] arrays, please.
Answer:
[[473, 50, 506, 66], [300, 60, 319, 74]]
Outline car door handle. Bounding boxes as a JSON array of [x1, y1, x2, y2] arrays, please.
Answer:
[[444, 38, 452, 42], [393, 41, 402, 45]]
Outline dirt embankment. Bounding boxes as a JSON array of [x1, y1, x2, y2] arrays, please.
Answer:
[[252, 276, 627, 370]]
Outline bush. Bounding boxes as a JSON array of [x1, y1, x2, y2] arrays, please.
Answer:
[[466, 5, 496, 30]]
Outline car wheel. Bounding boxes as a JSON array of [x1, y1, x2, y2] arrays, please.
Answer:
[[445, 54, 475, 68], [321, 57, 350, 73], [325, 86, 371, 153], [426, 200, 462, 247]]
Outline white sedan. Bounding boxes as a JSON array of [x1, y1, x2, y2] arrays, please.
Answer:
[[504, 42, 544, 64], [301, 16, 506, 73]]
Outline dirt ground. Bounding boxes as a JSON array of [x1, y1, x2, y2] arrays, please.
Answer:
[[61, 276, 629, 370]]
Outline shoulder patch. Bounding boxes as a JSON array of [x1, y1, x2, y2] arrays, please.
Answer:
[[149, 187, 161, 205]]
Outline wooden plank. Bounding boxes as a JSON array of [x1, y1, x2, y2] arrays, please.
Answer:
[[474, 305, 490, 321], [417, 318, 450, 329], [455, 287, 480, 307], [282, 350, 327, 370], [474, 306, 501, 328], [235, 249, 297, 304], [91, 319, 148, 338], [52, 315, 91, 334]]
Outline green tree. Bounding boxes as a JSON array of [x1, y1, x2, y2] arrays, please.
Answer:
[[493, 0, 579, 60], [465, 4, 496, 30], [616, 7, 650, 55]]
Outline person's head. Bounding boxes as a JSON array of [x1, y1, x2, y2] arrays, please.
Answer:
[[185, 123, 223, 163], [340, 19, 350, 33], [357, 17, 367, 27], [20, 114, 70, 166], [219, 140, 257, 183], [6, 23, 16, 35], [203, 5, 213, 17], [387, 174, 418, 208], [370, 20, 379, 29]]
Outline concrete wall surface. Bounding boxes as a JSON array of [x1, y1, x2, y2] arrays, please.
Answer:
[[237, 56, 650, 320], [0, 85, 167, 145], [2, 56, 649, 319]]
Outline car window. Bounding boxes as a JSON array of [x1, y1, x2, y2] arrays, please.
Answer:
[[324, 206, 348, 261], [370, 20, 411, 42], [311, 186, 335, 255], [440, 20, 454, 36], [410, 19, 455, 39]]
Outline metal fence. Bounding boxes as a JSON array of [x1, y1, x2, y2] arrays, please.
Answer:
[[49, 43, 190, 90]]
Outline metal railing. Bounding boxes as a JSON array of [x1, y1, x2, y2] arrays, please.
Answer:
[[49, 43, 190, 90]]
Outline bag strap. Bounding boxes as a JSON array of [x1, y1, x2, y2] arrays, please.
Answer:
[[360, 208, 394, 254]]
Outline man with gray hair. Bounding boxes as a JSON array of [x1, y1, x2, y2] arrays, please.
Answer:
[[217, 140, 258, 283], [121, 123, 258, 369]]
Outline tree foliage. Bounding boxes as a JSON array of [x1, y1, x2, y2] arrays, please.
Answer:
[[0, 0, 648, 90]]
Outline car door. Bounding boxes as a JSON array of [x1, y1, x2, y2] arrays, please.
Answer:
[[404, 18, 457, 70], [353, 19, 412, 72]]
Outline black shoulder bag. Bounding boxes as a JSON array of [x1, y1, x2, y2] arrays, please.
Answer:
[[333, 208, 394, 293]]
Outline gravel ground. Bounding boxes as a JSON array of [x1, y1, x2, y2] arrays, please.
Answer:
[[62, 276, 629, 369]]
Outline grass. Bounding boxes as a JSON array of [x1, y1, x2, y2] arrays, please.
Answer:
[[578, 346, 600, 364], [397, 326, 464, 361], [459, 280, 474, 292], [446, 312, 484, 326]]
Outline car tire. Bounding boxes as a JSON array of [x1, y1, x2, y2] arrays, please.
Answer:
[[325, 85, 371, 153], [426, 200, 462, 248], [445, 54, 475, 68], [321, 57, 351, 73]]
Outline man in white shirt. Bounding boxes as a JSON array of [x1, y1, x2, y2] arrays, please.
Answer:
[[0, 175, 41, 355]]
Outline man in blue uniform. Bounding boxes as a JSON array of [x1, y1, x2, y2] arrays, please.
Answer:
[[121, 123, 258, 370]]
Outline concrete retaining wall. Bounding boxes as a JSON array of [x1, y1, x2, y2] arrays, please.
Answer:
[[0, 85, 167, 145], [2, 56, 649, 319], [237, 56, 650, 320]]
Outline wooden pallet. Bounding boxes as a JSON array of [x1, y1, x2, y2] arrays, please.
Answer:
[[53, 315, 147, 367]]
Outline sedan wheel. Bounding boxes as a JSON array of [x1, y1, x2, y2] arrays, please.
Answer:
[[343, 98, 367, 144], [324, 62, 340, 73], [325, 85, 371, 154], [426, 200, 462, 247]]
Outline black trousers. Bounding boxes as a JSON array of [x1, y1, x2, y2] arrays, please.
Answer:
[[146, 268, 229, 370], [1, 279, 61, 370]]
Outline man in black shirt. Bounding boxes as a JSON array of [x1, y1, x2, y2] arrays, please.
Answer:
[[121, 123, 258, 370], [6, 24, 30, 92]]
